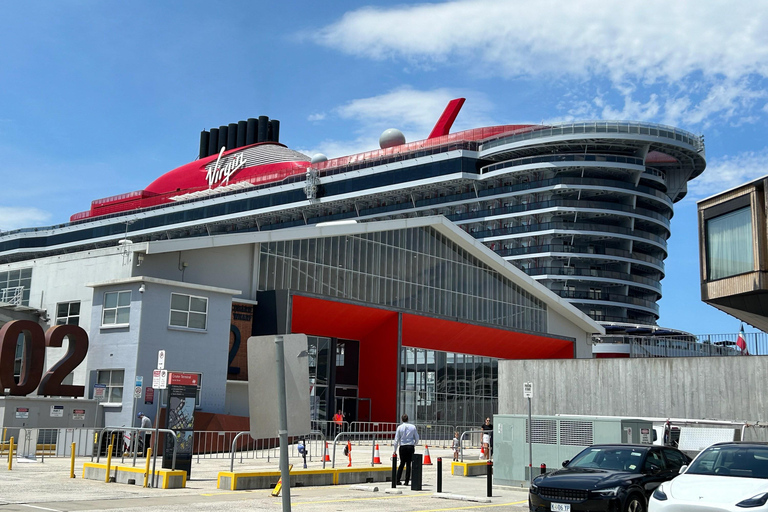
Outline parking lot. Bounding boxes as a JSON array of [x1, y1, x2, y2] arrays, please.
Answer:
[[0, 446, 530, 512]]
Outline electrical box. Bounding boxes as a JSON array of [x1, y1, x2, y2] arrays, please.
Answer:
[[493, 414, 653, 487]]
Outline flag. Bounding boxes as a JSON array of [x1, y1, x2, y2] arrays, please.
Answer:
[[737, 324, 749, 355]]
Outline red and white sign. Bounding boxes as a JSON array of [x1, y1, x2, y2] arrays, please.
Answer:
[[152, 369, 168, 389], [168, 372, 199, 386], [145, 387, 154, 404]]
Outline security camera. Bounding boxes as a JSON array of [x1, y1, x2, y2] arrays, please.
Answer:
[[139, 284, 145, 293]]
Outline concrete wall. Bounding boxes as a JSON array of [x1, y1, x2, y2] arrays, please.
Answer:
[[546, 309, 592, 358], [499, 357, 768, 424]]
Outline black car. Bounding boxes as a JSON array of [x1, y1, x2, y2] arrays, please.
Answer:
[[529, 444, 691, 512]]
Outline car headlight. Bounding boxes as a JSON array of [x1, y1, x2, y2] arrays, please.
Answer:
[[592, 486, 620, 497], [652, 487, 668, 501], [737, 492, 768, 508], [529, 483, 539, 494]]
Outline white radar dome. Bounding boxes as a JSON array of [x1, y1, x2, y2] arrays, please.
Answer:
[[379, 128, 406, 149], [310, 153, 328, 164]]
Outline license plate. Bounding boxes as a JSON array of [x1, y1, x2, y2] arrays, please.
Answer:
[[550, 504, 570, 512]]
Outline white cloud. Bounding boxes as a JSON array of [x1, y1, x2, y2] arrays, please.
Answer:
[[688, 149, 768, 198], [307, 113, 326, 122], [0, 207, 51, 231], [312, 1, 768, 126], [302, 87, 499, 158], [314, 1, 768, 83]]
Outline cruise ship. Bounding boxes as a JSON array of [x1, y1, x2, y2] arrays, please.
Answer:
[[0, 98, 706, 330]]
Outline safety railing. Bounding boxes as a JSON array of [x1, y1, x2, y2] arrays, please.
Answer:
[[330, 431, 396, 468], [228, 430, 327, 472], [96, 426, 178, 470], [459, 429, 487, 462]]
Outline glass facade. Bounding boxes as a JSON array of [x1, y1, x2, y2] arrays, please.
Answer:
[[257, 226, 546, 330], [400, 347, 497, 427], [707, 206, 754, 280]]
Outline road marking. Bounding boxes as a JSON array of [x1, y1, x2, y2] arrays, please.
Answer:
[[21, 506, 61, 512], [294, 494, 422, 505], [412, 501, 528, 512]]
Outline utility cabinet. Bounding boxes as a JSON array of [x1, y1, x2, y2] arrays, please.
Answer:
[[493, 414, 653, 487]]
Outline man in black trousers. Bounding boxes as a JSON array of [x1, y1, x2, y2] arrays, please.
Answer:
[[393, 414, 419, 486]]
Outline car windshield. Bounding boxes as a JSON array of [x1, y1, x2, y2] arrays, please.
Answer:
[[567, 447, 646, 472], [687, 445, 768, 478]]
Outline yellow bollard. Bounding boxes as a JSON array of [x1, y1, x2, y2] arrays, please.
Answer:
[[143, 448, 152, 488], [105, 443, 113, 483], [70, 443, 76, 478], [7, 437, 14, 471]]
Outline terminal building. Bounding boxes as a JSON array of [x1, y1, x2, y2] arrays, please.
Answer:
[[0, 99, 706, 427]]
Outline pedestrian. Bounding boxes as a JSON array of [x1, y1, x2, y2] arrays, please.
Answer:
[[137, 412, 152, 455], [333, 409, 344, 437], [481, 417, 493, 460], [452, 431, 460, 462], [393, 413, 419, 486]]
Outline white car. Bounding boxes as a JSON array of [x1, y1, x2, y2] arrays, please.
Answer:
[[649, 442, 768, 511]]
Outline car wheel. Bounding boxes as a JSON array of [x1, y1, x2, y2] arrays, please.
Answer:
[[624, 495, 646, 512]]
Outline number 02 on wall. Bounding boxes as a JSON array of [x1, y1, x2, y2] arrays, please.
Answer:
[[0, 320, 88, 397]]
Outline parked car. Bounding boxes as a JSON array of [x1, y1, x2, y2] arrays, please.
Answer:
[[529, 444, 691, 512], [649, 442, 768, 511]]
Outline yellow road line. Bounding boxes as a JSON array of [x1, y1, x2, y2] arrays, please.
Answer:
[[294, 495, 422, 505], [412, 500, 528, 512]]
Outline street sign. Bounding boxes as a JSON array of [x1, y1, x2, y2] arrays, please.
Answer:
[[134, 375, 143, 398], [145, 387, 154, 404], [93, 383, 107, 401], [152, 369, 168, 389], [168, 372, 199, 386], [523, 381, 533, 398], [157, 350, 166, 370]]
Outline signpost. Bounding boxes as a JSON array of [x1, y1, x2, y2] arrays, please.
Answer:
[[151, 350, 166, 488], [524, 382, 533, 482]]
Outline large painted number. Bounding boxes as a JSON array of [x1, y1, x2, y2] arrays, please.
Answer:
[[228, 324, 241, 374], [0, 320, 46, 395], [38, 324, 88, 397]]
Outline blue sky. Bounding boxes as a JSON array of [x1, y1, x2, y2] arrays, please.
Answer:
[[2, 1, 767, 335]]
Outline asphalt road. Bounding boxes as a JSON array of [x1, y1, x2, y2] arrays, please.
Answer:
[[0, 448, 531, 512]]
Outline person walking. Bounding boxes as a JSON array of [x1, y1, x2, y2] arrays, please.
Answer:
[[137, 412, 152, 455], [333, 409, 345, 437], [393, 414, 419, 486], [481, 417, 493, 460]]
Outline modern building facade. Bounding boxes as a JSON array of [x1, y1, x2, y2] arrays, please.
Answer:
[[698, 175, 768, 332], [0, 97, 708, 426], [0, 217, 601, 428]]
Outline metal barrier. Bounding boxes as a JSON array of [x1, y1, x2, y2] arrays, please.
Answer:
[[456, 425, 484, 448], [228, 430, 326, 472], [96, 426, 178, 470], [331, 431, 395, 468], [459, 429, 486, 462]]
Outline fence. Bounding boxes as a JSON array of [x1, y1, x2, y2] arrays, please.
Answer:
[[592, 331, 768, 357], [1, 421, 471, 463]]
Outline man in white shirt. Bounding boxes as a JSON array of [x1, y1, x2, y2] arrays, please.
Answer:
[[393, 414, 419, 486]]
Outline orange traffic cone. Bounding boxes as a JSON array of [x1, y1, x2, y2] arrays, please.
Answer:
[[373, 444, 382, 464], [347, 440, 352, 467], [423, 445, 433, 465], [324, 442, 331, 462]]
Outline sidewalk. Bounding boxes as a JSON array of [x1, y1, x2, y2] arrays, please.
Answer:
[[0, 446, 530, 511]]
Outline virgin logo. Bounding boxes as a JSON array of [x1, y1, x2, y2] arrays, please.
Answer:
[[206, 148, 247, 188]]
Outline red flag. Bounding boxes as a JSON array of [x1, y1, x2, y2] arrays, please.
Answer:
[[737, 324, 749, 355]]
